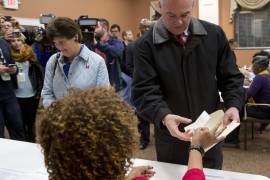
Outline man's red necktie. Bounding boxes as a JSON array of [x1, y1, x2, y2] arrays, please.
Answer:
[[177, 33, 186, 48]]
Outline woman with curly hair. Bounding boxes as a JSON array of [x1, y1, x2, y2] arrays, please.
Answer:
[[37, 87, 155, 180]]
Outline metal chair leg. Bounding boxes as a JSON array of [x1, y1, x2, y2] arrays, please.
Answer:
[[244, 121, 247, 150], [252, 121, 254, 140]]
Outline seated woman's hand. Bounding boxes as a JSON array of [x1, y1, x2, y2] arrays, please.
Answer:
[[126, 166, 155, 180], [191, 122, 226, 149]]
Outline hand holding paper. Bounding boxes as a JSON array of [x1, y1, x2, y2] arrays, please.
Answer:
[[223, 107, 240, 126], [163, 114, 192, 141], [191, 121, 226, 150], [185, 110, 240, 151]]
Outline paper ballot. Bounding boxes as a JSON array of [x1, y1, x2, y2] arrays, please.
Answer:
[[184, 111, 210, 132], [185, 110, 240, 152]]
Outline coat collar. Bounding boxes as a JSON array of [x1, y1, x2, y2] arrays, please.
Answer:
[[153, 17, 208, 44], [59, 44, 89, 63]]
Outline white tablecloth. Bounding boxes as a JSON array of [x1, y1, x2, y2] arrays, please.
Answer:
[[0, 138, 268, 180]]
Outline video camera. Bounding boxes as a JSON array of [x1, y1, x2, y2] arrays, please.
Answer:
[[39, 14, 55, 25], [77, 15, 98, 50], [78, 16, 98, 31]]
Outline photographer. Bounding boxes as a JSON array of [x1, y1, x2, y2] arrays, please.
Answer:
[[32, 27, 56, 69], [32, 15, 57, 70], [0, 37, 25, 141], [2, 16, 26, 43], [77, 16, 97, 51]]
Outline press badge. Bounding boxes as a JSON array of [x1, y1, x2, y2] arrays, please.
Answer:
[[1, 73, 11, 81], [17, 72, 26, 83]]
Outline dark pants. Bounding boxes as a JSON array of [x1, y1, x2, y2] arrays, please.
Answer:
[[155, 138, 223, 169], [225, 125, 240, 143], [137, 115, 150, 145], [226, 106, 270, 143], [0, 95, 25, 141], [247, 106, 270, 119], [17, 97, 39, 142], [247, 106, 270, 129]]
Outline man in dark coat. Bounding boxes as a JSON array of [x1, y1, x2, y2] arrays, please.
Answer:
[[132, 0, 244, 169]]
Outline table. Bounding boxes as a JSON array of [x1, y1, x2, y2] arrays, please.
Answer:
[[0, 138, 269, 180], [134, 159, 269, 180]]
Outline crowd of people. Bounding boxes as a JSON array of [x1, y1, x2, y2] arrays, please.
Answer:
[[0, 0, 270, 179]]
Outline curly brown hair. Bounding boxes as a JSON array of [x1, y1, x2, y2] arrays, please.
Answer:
[[36, 87, 138, 180]]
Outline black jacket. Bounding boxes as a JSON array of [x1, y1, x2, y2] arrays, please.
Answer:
[[132, 18, 245, 142], [125, 42, 136, 77], [28, 61, 44, 97], [0, 38, 17, 100]]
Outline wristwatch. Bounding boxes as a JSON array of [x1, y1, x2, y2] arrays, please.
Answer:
[[189, 144, 205, 157]]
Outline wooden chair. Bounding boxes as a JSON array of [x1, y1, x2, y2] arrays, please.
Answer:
[[243, 103, 270, 150]]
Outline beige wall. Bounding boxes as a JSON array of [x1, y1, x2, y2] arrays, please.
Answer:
[[0, 0, 152, 37], [219, 0, 263, 66], [0, 0, 262, 66]]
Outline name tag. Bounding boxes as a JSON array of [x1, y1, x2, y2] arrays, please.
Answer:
[[17, 72, 26, 83]]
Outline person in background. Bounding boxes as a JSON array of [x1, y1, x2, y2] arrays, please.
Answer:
[[253, 50, 270, 73], [41, 17, 110, 108], [136, 18, 153, 38], [110, 24, 122, 40], [37, 87, 155, 180], [122, 30, 134, 46], [2, 20, 14, 41], [94, 19, 125, 92], [0, 16, 6, 37], [9, 31, 43, 142], [246, 55, 270, 131], [0, 38, 25, 141], [132, 0, 244, 168], [119, 30, 135, 106], [32, 27, 56, 70]]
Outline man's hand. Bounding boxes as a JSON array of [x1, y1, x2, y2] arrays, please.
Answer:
[[223, 107, 240, 126], [191, 121, 226, 149], [125, 166, 155, 180], [6, 66, 17, 74], [163, 114, 192, 141], [93, 35, 98, 45], [0, 64, 9, 74]]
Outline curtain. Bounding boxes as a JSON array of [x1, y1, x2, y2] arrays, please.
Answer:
[[235, 0, 270, 10], [230, 0, 270, 23], [230, 0, 238, 23]]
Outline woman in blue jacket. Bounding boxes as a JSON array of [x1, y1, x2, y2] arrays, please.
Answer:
[[41, 17, 110, 108]]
